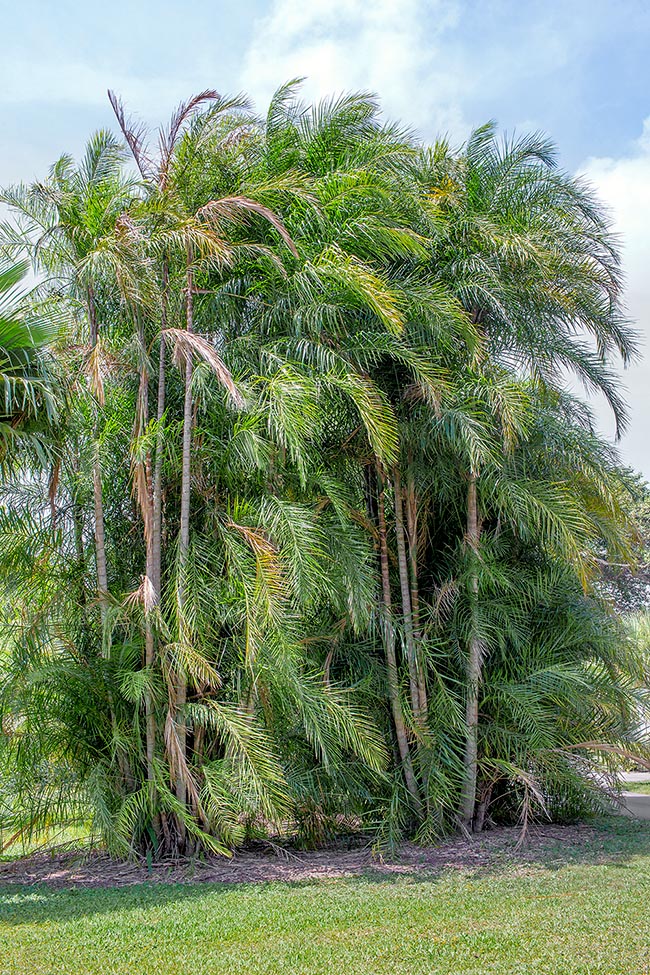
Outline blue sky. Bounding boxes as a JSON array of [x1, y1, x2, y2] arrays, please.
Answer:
[[3, 0, 650, 474]]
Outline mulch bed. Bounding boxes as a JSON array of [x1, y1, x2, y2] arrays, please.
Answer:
[[0, 823, 615, 890]]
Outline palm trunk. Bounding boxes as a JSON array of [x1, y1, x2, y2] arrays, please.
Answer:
[[92, 448, 108, 599], [146, 263, 169, 787], [473, 778, 494, 833], [144, 628, 156, 782], [175, 261, 194, 813], [135, 325, 156, 786], [87, 286, 109, 608], [377, 467, 421, 812], [459, 470, 483, 829], [71, 457, 86, 607], [392, 467, 421, 721], [152, 261, 168, 599], [405, 468, 427, 716]]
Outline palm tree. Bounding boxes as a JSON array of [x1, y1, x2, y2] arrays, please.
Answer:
[[405, 126, 637, 828], [0, 86, 645, 857], [108, 89, 359, 851], [109, 89, 230, 808], [0, 135, 141, 605], [249, 85, 470, 814]]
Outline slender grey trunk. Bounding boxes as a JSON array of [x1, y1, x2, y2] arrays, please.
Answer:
[[72, 502, 85, 568], [71, 455, 86, 606], [175, 260, 194, 812], [392, 467, 421, 721], [473, 779, 494, 833], [405, 468, 427, 716], [144, 627, 156, 780], [152, 261, 168, 599], [459, 471, 483, 829], [146, 263, 169, 787], [87, 286, 109, 609], [92, 451, 108, 597], [377, 468, 422, 813], [48, 461, 59, 529], [134, 319, 156, 785]]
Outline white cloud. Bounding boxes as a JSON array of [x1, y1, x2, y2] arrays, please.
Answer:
[[239, 0, 597, 145], [580, 126, 650, 478], [241, 0, 471, 142]]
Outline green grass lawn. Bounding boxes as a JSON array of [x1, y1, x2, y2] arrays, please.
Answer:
[[0, 826, 92, 862], [622, 781, 650, 795], [2, 819, 650, 975]]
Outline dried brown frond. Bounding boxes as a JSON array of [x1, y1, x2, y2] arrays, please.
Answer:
[[403, 379, 444, 416], [218, 124, 254, 150], [115, 213, 144, 241], [164, 327, 244, 407], [85, 342, 105, 406], [159, 90, 220, 188], [228, 520, 278, 558], [131, 459, 153, 544], [107, 89, 155, 181], [164, 708, 202, 810], [228, 522, 285, 614], [125, 574, 157, 615], [514, 771, 549, 851], [198, 195, 299, 258]]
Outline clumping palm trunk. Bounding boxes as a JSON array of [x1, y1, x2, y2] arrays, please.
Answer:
[[405, 467, 427, 716], [137, 344, 156, 786], [147, 263, 169, 786], [92, 449, 109, 599], [459, 470, 483, 829], [152, 261, 168, 600], [392, 466, 423, 723], [144, 625, 156, 782], [71, 456, 87, 605], [175, 262, 194, 815], [88, 287, 109, 608], [377, 467, 422, 813]]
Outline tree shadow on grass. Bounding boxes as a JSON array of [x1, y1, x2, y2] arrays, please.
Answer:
[[483, 815, 650, 872], [371, 816, 650, 882], [2, 816, 650, 928], [0, 880, 220, 928]]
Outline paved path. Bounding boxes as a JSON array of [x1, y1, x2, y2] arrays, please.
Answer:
[[617, 793, 650, 819], [614, 772, 650, 819]]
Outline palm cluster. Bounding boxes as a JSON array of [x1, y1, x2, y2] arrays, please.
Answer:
[[0, 83, 646, 856]]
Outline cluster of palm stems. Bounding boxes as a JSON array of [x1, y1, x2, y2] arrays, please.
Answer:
[[0, 83, 646, 856]]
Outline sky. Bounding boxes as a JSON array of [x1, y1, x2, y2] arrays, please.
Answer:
[[3, 0, 650, 476]]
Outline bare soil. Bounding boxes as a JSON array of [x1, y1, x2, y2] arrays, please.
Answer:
[[0, 823, 622, 890]]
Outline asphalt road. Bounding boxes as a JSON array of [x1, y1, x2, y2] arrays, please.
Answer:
[[617, 793, 650, 820]]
